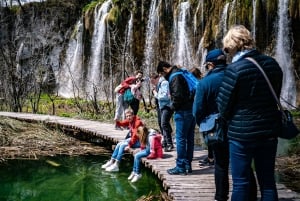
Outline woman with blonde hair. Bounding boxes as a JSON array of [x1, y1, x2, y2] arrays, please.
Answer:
[[217, 25, 283, 201]]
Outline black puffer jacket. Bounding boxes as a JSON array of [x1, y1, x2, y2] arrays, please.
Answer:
[[164, 66, 193, 111], [216, 50, 283, 141]]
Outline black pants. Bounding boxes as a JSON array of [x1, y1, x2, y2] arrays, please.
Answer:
[[160, 106, 173, 146], [129, 98, 140, 115]]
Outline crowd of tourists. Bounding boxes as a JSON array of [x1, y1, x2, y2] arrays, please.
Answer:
[[101, 25, 283, 201]]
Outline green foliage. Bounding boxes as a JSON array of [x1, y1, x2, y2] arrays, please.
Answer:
[[82, 0, 105, 13]]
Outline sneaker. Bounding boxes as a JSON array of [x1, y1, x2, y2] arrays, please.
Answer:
[[199, 157, 214, 166], [105, 163, 119, 172], [167, 167, 187, 175], [128, 172, 135, 180], [131, 173, 142, 183], [115, 125, 123, 130], [101, 160, 113, 169], [164, 144, 174, 152], [147, 152, 157, 159]]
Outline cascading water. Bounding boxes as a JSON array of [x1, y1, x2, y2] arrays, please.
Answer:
[[86, 0, 112, 98], [275, 0, 296, 109], [172, 1, 194, 68], [58, 19, 84, 98], [123, 12, 134, 74], [220, 3, 229, 36], [143, 0, 160, 77], [252, 0, 256, 39]]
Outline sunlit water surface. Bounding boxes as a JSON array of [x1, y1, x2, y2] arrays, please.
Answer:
[[0, 155, 163, 201]]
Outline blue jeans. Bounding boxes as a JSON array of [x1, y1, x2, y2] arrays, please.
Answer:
[[160, 106, 173, 146], [229, 138, 278, 201], [111, 138, 140, 161], [132, 146, 150, 174], [174, 109, 196, 170]]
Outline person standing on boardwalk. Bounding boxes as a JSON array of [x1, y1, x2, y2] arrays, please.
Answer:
[[102, 108, 143, 172], [151, 73, 174, 152], [156, 61, 196, 175], [193, 49, 229, 201], [217, 25, 282, 201], [113, 70, 143, 129], [189, 67, 215, 166]]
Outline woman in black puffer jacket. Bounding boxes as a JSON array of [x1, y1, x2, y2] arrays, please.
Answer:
[[217, 25, 283, 201]]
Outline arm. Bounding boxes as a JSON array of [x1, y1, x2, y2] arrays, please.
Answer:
[[193, 80, 208, 126], [157, 80, 170, 101]]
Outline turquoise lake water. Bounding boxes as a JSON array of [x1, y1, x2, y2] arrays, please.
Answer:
[[0, 155, 163, 201]]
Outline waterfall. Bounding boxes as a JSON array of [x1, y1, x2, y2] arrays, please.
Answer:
[[143, 0, 160, 77], [58, 20, 84, 98], [193, 0, 204, 36], [86, 0, 112, 98], [220, 3, 229, 36], [123, 12, 134, 73], [173, 1, 194, 68], [275, 0, 296, 109], [252, 0, 256, 39]]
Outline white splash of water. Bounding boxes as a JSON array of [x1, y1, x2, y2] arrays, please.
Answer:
[[58, 20, 84, 98], [275, 0, 296, 109]]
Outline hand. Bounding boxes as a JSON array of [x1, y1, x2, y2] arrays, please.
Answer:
[[124, 145, 130, 151]]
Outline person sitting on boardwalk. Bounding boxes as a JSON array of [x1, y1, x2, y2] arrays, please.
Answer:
[[128, 126, 162, 182], [102, 108, 143, 172]]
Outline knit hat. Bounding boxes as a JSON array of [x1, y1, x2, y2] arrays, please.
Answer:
[[205, 49, 226, 63]]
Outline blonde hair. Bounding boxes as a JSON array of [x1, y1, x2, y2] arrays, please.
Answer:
[[137, 126, 149, 146], [124, 108, 134, 115], [223, 25, 255, 52]]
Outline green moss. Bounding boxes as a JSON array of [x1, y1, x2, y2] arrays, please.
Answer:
[[82, 0, 105, 13]]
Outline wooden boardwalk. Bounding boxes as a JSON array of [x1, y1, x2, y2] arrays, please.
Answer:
[[0, 112, 299, 201]]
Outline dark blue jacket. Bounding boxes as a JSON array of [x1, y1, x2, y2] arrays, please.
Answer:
[[164, 66, 193, 111], [216, 50, 283, 141], [193, 64, 226, 126]]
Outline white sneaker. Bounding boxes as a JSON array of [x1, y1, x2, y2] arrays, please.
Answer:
[[101, 160, 113, 169], [106, 163, 119, 172], [128, 172, 135, 180], [131, 174, 142, 183]]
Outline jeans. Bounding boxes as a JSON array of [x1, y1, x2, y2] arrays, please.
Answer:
[[132, 146, 150, 174], [111, 138, 140, 161], [174, 109, 196, 170], [114, 93, 129, 120], [229, 138, 278, 201], [212, 141, 229, 201], [160, 106, 173, 146]]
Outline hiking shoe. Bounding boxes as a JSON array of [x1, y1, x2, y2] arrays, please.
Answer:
[[186, 165, 192, 173], [128, 171, 135, 180], [101, 160, 113, 169], [105, 163, 119, 172], [164, 144, 174, 152], [115, 125, 123, 130], [131, 173, 142, 183], [167, 167, 187, 175], [199, 157, 214, 166], [147, 152, 157, 159]]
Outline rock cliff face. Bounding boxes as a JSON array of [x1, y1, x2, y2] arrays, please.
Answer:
[[1, 0, 300, 107]]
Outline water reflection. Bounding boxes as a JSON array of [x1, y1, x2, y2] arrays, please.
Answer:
[[0, 155, 162, 201]]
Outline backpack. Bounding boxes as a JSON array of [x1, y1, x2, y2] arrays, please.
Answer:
[[123, 88, 135, 104], [168, 68, 198, 98]]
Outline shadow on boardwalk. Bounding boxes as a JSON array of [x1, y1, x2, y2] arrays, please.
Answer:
[[0, 112, 299, 201]]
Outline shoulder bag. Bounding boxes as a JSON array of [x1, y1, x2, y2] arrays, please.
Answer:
[[245, 57, 299, 139], [199, 113, 227, 145]]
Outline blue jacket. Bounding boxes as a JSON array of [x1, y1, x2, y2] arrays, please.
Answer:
[[193, 64, 226, 126], [216, 50, 283, 141], [155, 77, 171, 109]]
